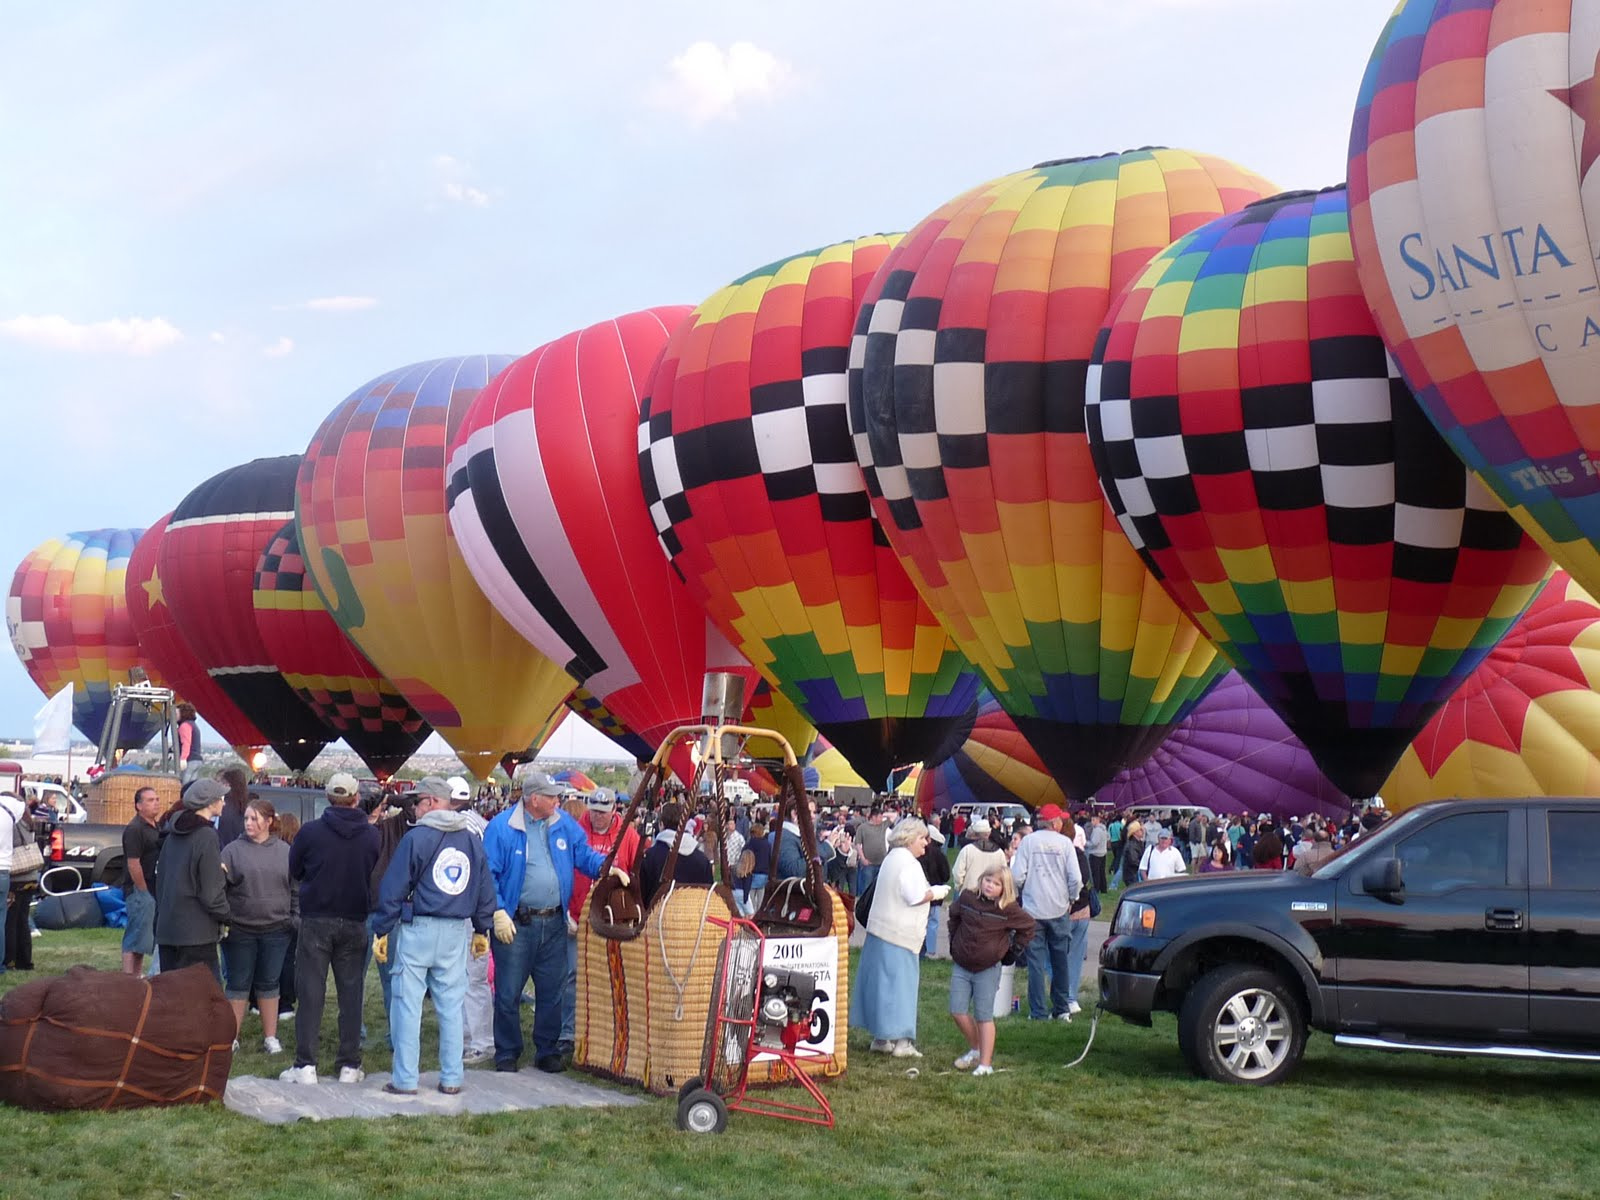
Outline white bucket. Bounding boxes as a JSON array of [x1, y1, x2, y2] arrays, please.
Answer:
[[993, 963, 1017, 1019]]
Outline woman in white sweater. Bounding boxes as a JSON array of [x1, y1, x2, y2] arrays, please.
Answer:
[[858, 818, 950, 1058]]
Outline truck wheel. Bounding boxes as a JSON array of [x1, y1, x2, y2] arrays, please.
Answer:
[[1177, 964, 1305, 1086]]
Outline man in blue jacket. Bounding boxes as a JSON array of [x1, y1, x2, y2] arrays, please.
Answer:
[[280, 772, 381, 1087], [372, 777, 496, 1097], [484, 766, 625, 1073]]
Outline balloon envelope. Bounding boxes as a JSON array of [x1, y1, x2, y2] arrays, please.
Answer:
[[1386, 571, 1600, 807], [296, 356, 576, 776], [1098, 672, 1349, 821], [160, 457, 333, 771], [1087, 187, 1550, 798], [126, 515, 267, 755], [850, 149, 1273, 798], [1348, 1, 1600, 599], [252, 520, 430, 781], [914, 693, 1068, 814], [447, 307, 761, 752], [640, 235, 980, 782], [8, 529, 165, 750]]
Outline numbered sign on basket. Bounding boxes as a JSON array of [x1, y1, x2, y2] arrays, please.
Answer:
[[754, 937, 839, 1061]]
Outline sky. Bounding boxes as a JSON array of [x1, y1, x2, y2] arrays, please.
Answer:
[[0, 0, 1402, 759]]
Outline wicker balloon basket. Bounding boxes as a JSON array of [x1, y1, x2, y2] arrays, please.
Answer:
[[574, 741, 849, 1097], [85, 773, 180, 825]]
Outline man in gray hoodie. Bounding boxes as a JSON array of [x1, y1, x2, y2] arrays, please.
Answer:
[[153, 778, 230, 985], [371, 777, 496, 1096]]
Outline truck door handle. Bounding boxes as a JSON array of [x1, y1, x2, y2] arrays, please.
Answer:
[[1485, 908, 1524, 931]]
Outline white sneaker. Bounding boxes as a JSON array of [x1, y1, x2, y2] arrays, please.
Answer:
[[278, 1011, 295, 1022], [972, 1063, 994, 1077], [869, 1038, 893, 1054], [337, 1066, 365, 1085], [231, 1040, 240, 1053], [279, 1064, 318, 1085], [1067, 1001, 1082, 1016], [263, 1036, 283, 1055], [462, 1048, 492, 1065], [954, 1049, 980, 1071], [891, 1040, 923, 1058], [1056, 1012, 1073, 1023]]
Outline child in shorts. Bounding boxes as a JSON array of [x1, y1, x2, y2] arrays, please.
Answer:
[[946, 865, 1036, 1076]]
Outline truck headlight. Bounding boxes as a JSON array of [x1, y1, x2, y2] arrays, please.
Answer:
[[1112, 900, 1157, 937]]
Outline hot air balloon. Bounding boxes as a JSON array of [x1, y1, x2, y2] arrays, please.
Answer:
[[159, 457, 333, 771], [914, 693, 1068, 815], [295, 356, 576, 777], [1097, 673, 1349, 822], [126, 515, 267, 758], [1386, 571, 1600, 807], [446, 307, 762, 760], [566, 686, 655, 762], [639, 235, 980, 783], [7, 529, 165, 750], [850, 149, 1275, 798], [1086, 186, 1550, 799], [252, 521, 430, 781], [1348, 0, 1600, 601]]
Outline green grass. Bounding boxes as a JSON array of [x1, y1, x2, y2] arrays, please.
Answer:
[[2, 927, 1598, 1200]]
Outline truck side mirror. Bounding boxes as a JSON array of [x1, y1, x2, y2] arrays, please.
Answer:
[[1363, 858, 1404, 902]]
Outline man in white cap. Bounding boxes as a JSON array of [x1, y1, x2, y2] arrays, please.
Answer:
[[483, 766, 627, 1073], [448, 776, 495, 1065], [280, 772, 380, 1086], [371, 777, 496, 1097], [561, 786, 641, 1054], [1140, 827, 1188, 881]]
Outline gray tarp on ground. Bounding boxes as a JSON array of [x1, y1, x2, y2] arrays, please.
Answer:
[[224, 1068, 644, 1124]]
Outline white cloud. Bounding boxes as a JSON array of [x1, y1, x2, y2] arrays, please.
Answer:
[[443, 182, 490, 207], [262, 336, 294, 358], [275, 295, 379, 312], [209, 331, 226, 344], [657, 41, 791, 124], [0, 313, 183, 355]]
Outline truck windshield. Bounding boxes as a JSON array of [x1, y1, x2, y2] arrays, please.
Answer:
[[1311, 807, 1432, 878]]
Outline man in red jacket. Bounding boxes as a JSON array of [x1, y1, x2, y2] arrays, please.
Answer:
[[561, 788, 640, 1057]]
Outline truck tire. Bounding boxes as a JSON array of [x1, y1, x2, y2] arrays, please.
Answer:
[[1177, 964, 1305, 1086]]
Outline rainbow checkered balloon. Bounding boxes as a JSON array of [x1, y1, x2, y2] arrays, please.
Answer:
[[7, 529, 166, 750], [639, 235, 980, 784], [296, 357, 576, 778], [1349, 1, 1600, 603], [850, 149, 1273, 798], [1086, 187, 1550, 798]]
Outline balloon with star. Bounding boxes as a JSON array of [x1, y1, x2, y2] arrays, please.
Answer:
[[1349, 0, 1600, 600], [1385, 570, 1600, 808]]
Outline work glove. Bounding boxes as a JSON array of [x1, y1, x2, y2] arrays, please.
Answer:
[[929, 884, 951, 902], [566, 913, 579, 937], [609, 866, 630, 887], [493, 908, 516, 944], [373, 934, 389, 964], [470, 933, 490, 960]]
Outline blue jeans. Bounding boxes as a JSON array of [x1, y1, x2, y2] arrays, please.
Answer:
[[122, 888, 156, 956], [221, 927, 291, 1001], [293, 915, 367, 1072], [1025, 913, 1072, 1019], [390, 915, 469, 1091], [490, 912, 566, 1065], [562, 931, 577, 1045], [923, 906, 941, 958], [1064, 917, 1092, 1006], [367, 913, 399, 1044], [855, 863, 879, 897], [0, 870, 8, 968]]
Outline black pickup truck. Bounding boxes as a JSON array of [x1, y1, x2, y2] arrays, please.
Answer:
[[1098, 797, 1600, 1085], [50, 786, 335, 892]]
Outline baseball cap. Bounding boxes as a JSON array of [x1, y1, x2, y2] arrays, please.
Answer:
[[1156, 826, 1173, 840], [587, 787, 617, 812], [513, 765, 564, 796], [446, 775, 472, 802], [414, 776, 453, 800], [1037, 803, 1065, 822], [183, 778, 226, 810], [325, 772, 360, 799]]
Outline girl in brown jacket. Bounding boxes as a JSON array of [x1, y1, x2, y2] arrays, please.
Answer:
[[946, 866, 1036, 1076]]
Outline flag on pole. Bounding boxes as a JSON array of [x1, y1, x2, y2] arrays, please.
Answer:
[[33, 683, 75, 755]]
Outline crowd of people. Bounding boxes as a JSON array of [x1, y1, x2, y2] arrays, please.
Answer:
[[3, 762, 1395, 1094]]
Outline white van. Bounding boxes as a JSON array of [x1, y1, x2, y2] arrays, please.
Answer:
[[949, 802, 1033, 833]]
